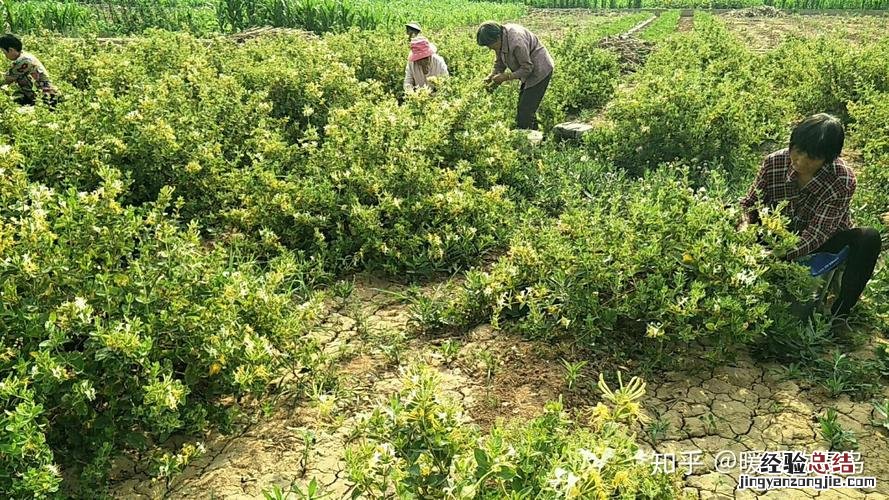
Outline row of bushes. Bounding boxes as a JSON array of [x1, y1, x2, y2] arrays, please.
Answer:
[[586, 13, 889, 184], [5, 20, 632, 274], [586, 14, 791, 181], [411, 163, 818, 365], [0, 19, 636, 496]]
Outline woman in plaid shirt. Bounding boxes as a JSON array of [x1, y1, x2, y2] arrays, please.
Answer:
[[740, 113, 881, 320]]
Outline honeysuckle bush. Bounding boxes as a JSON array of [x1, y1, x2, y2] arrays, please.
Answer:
[[849, 91, 889, 227], [537, 32, 621, 130], [345, 365, 683, 499], [848, 90, 889, 325], [0, 156, 329, 495], [226, 78, 534, 275], [411, 167, 819, 365], [1, 32, 363, 222], [0, 23, 634, 281], [0, 32, 533, 277], [760, 35, 889, 120], [587, 14, 793, 180]]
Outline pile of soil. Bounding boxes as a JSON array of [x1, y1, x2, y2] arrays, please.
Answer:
[[598, 34, 654, 73], [229, 26, 317, 44]]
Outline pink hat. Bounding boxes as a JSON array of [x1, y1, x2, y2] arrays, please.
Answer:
[[409, 37, 436, 62]]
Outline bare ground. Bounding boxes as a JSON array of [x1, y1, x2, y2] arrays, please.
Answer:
[[720, 14, 889, 52], [107, 272, 889, 500]]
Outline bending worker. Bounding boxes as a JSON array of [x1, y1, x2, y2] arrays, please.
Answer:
[[740, 113, 882, 327], [404, 37, 448, 94], [476, 21, 554, 131]]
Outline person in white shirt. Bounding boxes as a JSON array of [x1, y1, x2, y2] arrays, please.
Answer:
[[403, 37, 448, 94]]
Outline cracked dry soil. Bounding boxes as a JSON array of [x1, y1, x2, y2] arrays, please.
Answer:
[[109, 276, 889, 500]]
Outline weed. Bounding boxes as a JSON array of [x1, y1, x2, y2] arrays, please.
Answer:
[[871, 399, 889, 432], [819, 409, 858, 451], [561, 359, 587, 390], [475, 350, 500, 381], [438, 339, 461, 366], [645, 416, 671, 443], [263, 478, 329, 500], [702, 413, 718, 435]]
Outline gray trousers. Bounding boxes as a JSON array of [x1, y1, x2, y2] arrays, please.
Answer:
[[516, 71, 552, 130]]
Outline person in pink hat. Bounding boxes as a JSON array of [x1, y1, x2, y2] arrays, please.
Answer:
[[403, 36, 448, 94]]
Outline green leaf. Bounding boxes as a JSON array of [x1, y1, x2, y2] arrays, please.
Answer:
[[474, 447, 490, 476]]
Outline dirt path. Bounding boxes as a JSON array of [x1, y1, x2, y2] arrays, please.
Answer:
[[720, 15, 888, 52], [107, 275, 889, 499], [678, 11, 695, 32], [641, 353, 889, 499]]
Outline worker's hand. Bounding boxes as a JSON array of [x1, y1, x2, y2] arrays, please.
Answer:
[[881, 211, 889, 226], [483, 75, 500, 93], [491, 73, 511, 84]]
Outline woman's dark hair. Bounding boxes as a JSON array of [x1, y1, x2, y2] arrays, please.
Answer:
[[476, 22, 502, 47], [0, 34, 23, 52], [789, 113, 845, 163]]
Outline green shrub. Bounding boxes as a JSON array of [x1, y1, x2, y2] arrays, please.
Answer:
[[539, 33, 621, 129], [225, 79, 527, 275], [345, 365, 683, 499], [0, 156, 326, 494], [588, 15, 792, 180], [849, 90, 889, 226], [761, 36, 889, 120], [3, 33, 528, 278], [413, 168, 818, 365]]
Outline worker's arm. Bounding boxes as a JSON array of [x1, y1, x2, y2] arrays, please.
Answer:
[[403, 61, 415, 93], [739, 156, 771, 227], [488, 31, 507, 80]]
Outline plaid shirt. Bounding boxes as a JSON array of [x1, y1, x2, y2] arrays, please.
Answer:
[[740, 148, 855, 261]]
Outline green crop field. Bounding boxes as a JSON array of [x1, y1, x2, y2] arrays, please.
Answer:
[[1, 4, 888, 499]]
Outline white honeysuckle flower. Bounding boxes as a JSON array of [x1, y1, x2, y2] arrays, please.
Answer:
[[579, 448, 597, 463], [594, 448, 615, 469], [565, 471, 580, 491], [733, 270, 757, 286], [0, 144, 12, 155], [549, 467, 568, 489], [73, 296, 89, 311]]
